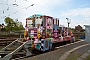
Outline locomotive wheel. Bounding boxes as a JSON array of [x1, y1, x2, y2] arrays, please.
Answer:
[[49, 44, 55, 51]]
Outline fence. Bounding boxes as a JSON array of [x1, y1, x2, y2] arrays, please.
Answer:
[[73, 32, 85, 39], [0, 31, 24, 38]]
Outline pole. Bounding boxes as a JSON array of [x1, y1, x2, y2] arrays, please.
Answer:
[[68, 23, 69, 28], [66, 18, 71, 28]]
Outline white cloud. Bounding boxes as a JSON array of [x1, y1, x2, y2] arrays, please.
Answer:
[[0, 0, 75, 27], [9, 0, 70, 26], [59, 8, 90, 28], [61, 8, 90, 17]]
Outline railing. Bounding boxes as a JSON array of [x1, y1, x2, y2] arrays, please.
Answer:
[[73, 32, 85, 39]]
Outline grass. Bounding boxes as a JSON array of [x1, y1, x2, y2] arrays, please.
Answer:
[[66, 51, 82, 60], [85, 55, 90, 60]]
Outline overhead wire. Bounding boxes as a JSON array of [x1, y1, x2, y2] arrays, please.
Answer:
[[0, 0, 46, 19], [25, 0, 45, 9], [2, 0, 45, 11], [13, 0, 18, 6], [0, 0, 18, 15], [0, 0, 18, 18], [13, 0, 45, 15]]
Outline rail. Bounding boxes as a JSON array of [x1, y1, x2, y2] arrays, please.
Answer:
[[0, 39, 33, 60]]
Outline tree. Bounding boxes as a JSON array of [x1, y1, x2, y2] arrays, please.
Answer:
[[4, 17, 15, 25], [4, 17, 25, 33], [4, 17, 16, 34], [15, 20, 25, 30]]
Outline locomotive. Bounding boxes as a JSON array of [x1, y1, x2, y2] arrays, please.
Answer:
[[0, 14, 75, 60], [24, 14, 75, 51]]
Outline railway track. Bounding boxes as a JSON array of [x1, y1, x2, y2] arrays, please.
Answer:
[[12, 40, 87, 60], [0, 38, 18, 46], [0, 38, 87, 60]]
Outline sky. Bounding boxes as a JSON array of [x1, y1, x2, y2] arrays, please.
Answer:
[[0, 0, 90, 28]]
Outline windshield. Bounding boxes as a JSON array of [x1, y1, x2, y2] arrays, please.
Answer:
[[35, 18, 42, 24], [27, 20, 32, 24], [27, 20, 33, 27]]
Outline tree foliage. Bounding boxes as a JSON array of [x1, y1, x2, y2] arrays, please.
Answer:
[[4, 17, 14, 25], [4, 17, 25, 31]]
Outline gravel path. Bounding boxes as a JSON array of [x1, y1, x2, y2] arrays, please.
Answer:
[[75, 44, 90, 55], [65, 43, 90, 60], [19, 41, 87, 60]]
